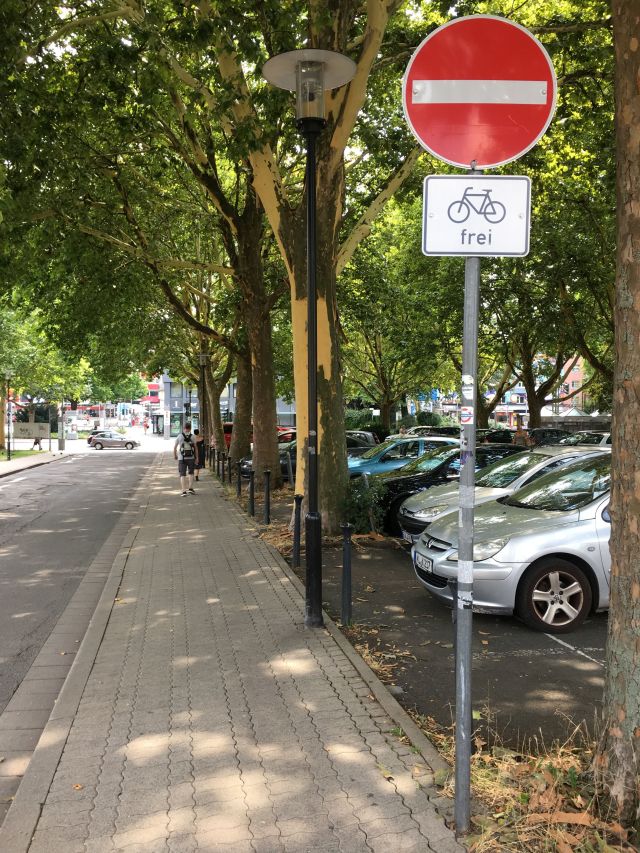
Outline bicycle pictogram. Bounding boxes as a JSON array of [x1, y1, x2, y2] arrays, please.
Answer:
[[447, 187, 506, 224]]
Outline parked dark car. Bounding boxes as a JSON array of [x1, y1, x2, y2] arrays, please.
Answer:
[[369, 443, 524, 534], [527, 427, 572, 446], [345, 430, 379, 445], [387, 425, 460, 439], [240, 434, 371, 478], [478, 428, 515, 443]]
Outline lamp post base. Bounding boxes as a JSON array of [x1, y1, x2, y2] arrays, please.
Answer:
[[304, 511, 323, 628]]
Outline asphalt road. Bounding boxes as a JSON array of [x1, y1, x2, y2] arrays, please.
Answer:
[[318, 539, 607, 749], [0, 450, 154, 714]]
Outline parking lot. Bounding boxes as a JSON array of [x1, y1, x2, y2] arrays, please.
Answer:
[[310, 537, 606, 748]]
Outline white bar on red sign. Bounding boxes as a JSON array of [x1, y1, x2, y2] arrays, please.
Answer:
[[411, 79, 548, 105]]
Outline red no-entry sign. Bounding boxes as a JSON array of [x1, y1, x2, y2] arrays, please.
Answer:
[[402, 15, 557, 169]]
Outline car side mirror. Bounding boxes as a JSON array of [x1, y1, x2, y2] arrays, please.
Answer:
[[602, 507, 611, 523]]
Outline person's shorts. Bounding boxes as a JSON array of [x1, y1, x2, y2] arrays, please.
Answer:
[[178, 458, 195, 476]]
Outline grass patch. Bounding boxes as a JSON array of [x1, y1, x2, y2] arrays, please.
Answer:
[[408, 710, 636, 851], [0, 449, 41, 461]]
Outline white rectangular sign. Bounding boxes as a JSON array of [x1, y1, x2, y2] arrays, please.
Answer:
[[422, 175, 531, 257], [13, 422, 50, 440]]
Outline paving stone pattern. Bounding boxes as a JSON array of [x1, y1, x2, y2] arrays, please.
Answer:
[[28, 458, 464, 853]]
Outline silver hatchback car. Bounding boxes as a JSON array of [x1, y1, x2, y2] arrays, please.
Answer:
[[90, 431, 139, 450], [398, 446, 610, 544], [411, 453, 611, 633]]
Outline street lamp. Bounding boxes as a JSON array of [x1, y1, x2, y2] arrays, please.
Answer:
[[263, 49, 356, 628], [5, 370, 13, 461]]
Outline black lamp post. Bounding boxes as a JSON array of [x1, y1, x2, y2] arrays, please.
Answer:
[[263, 49, 356, 628]]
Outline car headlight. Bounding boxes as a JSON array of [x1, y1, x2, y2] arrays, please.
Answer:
[[447, 539, 509, 562], [409, 503, 450, 521]]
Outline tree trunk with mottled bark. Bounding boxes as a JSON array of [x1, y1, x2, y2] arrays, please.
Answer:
[[476, 397, 490, 429], [229, 351, 252, 463], [595, 2, 640, 828], [380, 399, 394, 434], [236, 197, 281, 486], [207, 353, 234, 454]]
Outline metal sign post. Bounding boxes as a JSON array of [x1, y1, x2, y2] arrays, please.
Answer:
[[455, 252, 480, 832], [402, 14, 556, 838]]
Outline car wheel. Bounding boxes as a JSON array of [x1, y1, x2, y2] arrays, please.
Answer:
[[516, 558, 592, 634], [125, 442, 134, 450], [93, 442, 104, 450]]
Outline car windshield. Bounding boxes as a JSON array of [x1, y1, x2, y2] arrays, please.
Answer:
[[397, 445, 459, 474], [360, 439, 396, 460], [476, 451, 547, 488], [503, 454, 610, 512], [559, 432, 603, 445]]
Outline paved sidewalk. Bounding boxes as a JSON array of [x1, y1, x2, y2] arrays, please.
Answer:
[[0, 455, 464, 853]]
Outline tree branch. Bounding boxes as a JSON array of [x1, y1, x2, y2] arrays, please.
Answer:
[[336, 147, 422, 275]]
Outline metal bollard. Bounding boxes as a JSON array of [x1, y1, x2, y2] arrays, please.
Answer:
[[221, 453, 226, 484], [236, 462, 242, 498], [341, 523, 353, 626], [228, 455, 233, 483], [263, 469, 271, 525], [216, 450, 221, 478], [292, 494, 303, 569], [248, 470, 255, 516], [286, 451, 294, 486]]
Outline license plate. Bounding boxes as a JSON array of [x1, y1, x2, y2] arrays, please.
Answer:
[[415, 553, 433, 573], [402, 529, 413, 544]]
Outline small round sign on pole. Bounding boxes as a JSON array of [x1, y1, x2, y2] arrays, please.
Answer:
[[402, 14, 557, 169]]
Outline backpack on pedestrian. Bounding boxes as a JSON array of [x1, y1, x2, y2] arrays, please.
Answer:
[[180, 433, 195, 459]]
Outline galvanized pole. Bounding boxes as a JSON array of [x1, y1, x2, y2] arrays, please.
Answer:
[[455, 252, 480, 835]]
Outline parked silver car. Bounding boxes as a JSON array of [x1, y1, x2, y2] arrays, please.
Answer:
[[559, 431, 611, 447], [398, 446, 610, 544], [89, 430, 139, 450], [411, 453, 611, 633]]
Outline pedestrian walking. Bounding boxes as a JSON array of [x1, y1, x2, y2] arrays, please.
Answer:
[[193, 428, 205, 481], [32, 436, 42, 451], [174, 422, 197, 496]]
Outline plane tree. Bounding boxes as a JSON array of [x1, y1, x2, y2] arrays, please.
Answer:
[[595, 0, 640, 827]]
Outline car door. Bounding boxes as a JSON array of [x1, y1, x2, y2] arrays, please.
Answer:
[[596, 499, 612, 590]]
